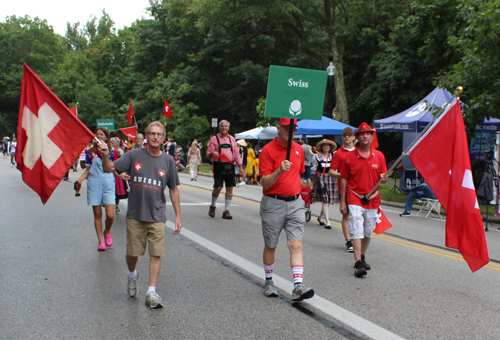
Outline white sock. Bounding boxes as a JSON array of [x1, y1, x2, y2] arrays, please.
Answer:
[[292, 266, 304, 285], [225, 196, 232, 211], [128, 270, 137, 278], [147, 286, 156, 294], [264, 262, 274, 279], [211, 194, 218, 207]]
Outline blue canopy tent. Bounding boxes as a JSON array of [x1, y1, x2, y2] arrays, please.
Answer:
[[297, 116, 357, 135], [374, 87, 500, 188]]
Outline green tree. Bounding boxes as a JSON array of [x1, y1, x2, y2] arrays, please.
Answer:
[[0, 15, 67, 136]]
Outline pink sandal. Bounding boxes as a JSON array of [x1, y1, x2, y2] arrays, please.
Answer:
[[104, 233, 113, 247], [97, 243, 106, 251]]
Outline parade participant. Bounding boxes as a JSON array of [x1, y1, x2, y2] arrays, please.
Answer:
[[339, 123, 387, 277], [187, 141, 201, 181], [76, 128, 120, 251], [312, 139, 338, 230], [9, 137, 17, 167], [259, 118, 314, 301], [206, 120, 244, 219], [100, 121, 182, 309], [299, 138, 313, 187], [329, 127, 356, 252], [111, 137, 128, 213], [132, 134, 144, 149]]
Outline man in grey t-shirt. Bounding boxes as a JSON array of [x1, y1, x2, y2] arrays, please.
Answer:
[[100, 121, 182, 309], [300, 138, 313, 187]]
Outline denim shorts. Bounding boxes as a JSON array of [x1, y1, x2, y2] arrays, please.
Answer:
[[87, 174, 115, 206]]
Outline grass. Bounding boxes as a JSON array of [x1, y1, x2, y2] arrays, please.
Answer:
[[380, 183, 496, 217]]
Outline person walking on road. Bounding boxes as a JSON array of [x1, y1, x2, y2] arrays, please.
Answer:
[[9, 137, 17, 167], [187, 141, 201, 181], [206, 120, 244, 219], [259, 118, 314, 301], [312, 139, 338, 230], [76, 128, 119, 251], [339, 123, 387, 277], [100, 121, 182, 309], [132, 134, 144, 150], [329, 127, 357, 252], [299, 137, 313, 187]]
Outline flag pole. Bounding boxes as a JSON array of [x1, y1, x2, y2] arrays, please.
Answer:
[[286, 119, 296, 161], [360, 86, 464, 205]]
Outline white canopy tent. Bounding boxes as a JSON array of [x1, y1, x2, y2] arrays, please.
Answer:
[[235, 126, 321, 140]]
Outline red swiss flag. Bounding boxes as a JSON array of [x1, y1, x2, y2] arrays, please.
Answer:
[[408, 98, 489, 272], [163, 100, 173, 118], [119, 126, 137, 143], [126, 102, 135, 125], [17, 64, 94, 204], [374, 207, 392, 234]]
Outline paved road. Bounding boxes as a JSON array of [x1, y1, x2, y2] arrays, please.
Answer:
[[2, 160, 500, 339]]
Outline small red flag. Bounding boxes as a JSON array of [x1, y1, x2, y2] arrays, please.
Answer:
[[126, 102, 135, 125], [371, 130, 379, 149], [214, 153, 236, 165], [16, 64, 94, 204], [119, 126, 137, 143], [374, 207, 392, 234], [163, 100, 173, 118], [408, 99, 489, 272], [70, 105, 78, 117]]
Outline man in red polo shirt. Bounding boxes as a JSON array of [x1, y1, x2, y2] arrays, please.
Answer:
[[339, 122, 387, 277], [330, 127, 356, 252], [259, 118, 314, 301]]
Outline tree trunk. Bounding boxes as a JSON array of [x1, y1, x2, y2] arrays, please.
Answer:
[[331, 42, 349, 124], [324, 0, 349, 124]]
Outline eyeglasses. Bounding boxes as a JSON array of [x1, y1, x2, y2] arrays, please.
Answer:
[[147, 132, 164, 137]]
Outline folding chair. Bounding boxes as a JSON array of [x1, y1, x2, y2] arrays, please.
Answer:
[[417, 198, 442, 219]]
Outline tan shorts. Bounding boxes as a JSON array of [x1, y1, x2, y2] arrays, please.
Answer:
[[126, 218, 166, 257]]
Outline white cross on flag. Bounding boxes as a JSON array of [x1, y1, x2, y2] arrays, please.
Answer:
[[408, 98, 489, 272], [17, 64, 94, 204]]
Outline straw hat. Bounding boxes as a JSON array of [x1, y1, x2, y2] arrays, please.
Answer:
[[316, 139, 337, 152], [237, 139, 247, 147]]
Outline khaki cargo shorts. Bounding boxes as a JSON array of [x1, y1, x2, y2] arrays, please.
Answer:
[[126, 218, 166, 257]]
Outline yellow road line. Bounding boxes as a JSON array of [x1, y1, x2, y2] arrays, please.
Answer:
[[179, 184, 499, 271]]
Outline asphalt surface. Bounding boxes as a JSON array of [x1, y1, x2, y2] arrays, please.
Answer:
[[2, 159, 500, 339]]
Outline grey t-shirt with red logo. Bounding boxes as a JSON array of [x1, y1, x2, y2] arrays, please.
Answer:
[[113, 148, 179, 222]]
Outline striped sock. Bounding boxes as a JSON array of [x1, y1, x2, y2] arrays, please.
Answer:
[[264, 262, 274, 280], [292, 266, 304, 285]]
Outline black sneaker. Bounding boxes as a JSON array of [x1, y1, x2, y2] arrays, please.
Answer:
[[361, 254, 371, 270], [399, 210, 410, 217], [354, 260, 367, 277], [345, 239, 353, 252]]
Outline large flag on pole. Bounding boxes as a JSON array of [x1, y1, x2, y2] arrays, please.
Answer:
[[126, 102, 135, 125], [17, 64, 94, 204], [163, 100, 173, 118], [408, 98, 489, 272]]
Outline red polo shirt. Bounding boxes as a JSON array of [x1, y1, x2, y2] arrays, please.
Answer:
[[331, 146, 356, 171], [340, 147, 387, 209], [260, 138, 305, 196]]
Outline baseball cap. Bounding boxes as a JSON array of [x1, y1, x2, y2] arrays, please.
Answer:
[[278, 118, 298, 126]]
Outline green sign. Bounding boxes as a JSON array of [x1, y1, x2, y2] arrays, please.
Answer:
[[264, 65, 327, 121], [96, 119, 115, 131]]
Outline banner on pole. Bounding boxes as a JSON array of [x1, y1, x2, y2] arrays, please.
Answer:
[[264, 66, 327, 121]]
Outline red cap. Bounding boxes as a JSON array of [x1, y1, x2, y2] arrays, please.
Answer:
[[355, 122, 375, 136], [278, 118, 298, 126]]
